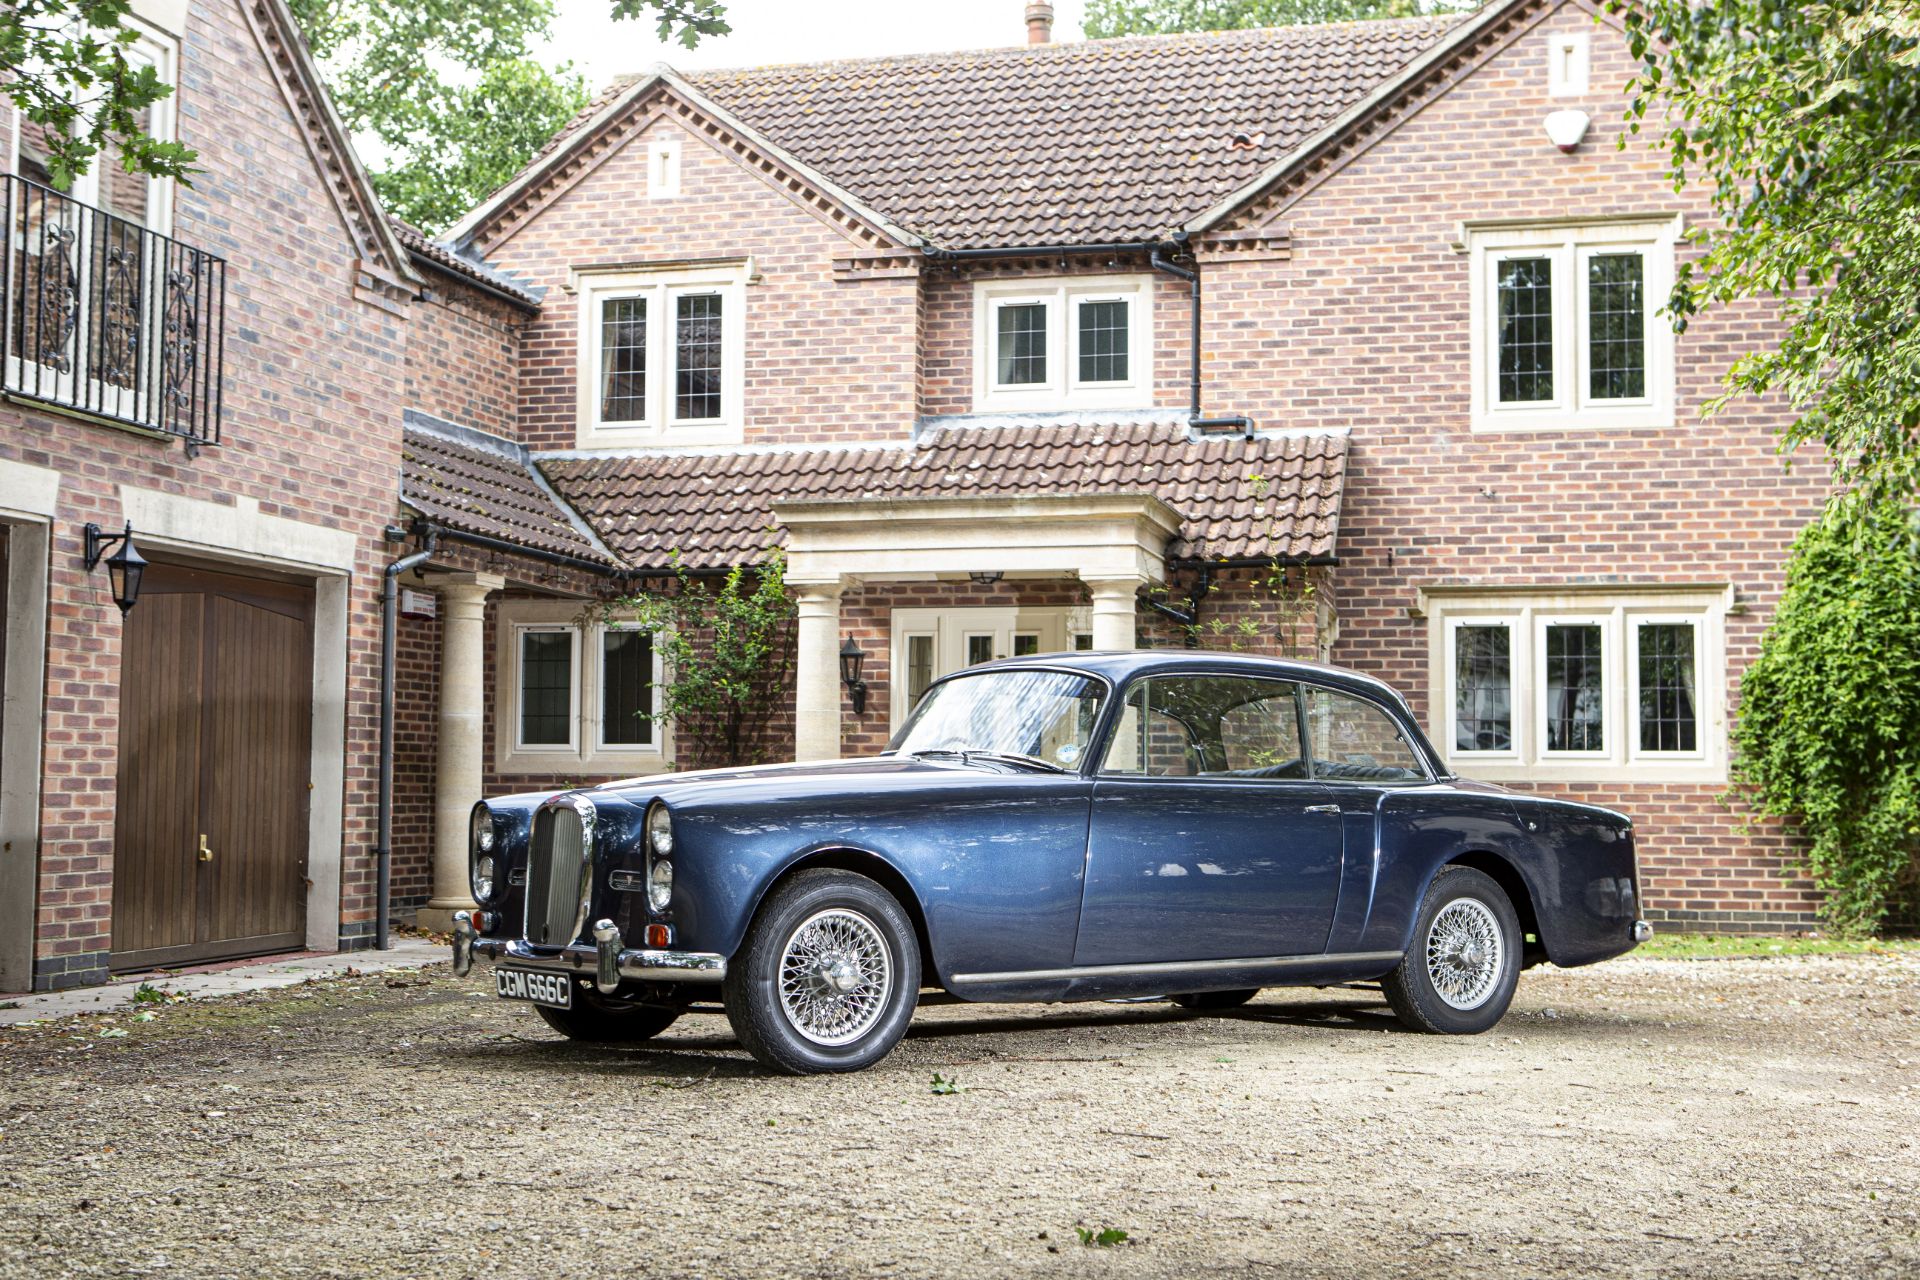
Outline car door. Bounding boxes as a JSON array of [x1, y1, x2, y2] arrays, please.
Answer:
[[1074, 672, 1345, 965]]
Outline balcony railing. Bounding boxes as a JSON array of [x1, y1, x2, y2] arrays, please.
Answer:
[[2, 173, 225, 448]]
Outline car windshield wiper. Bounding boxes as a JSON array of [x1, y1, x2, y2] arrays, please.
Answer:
[[908, 748, 1069, 774]]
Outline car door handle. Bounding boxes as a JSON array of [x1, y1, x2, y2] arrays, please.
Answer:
[[1305, 804, 1342, 815]]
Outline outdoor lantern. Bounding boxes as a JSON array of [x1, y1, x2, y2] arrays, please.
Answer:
[[839, 636, 869, 716], [968, 570, 1004, 586], [83, 521, 147, 615]]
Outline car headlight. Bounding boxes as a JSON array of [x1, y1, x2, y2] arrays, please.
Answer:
[[471, 806, 494, 853], [471, 854, 496, 902], [647, 804, 673, 856], [469, 806, 496, 901], [648, 857, 673, 912]]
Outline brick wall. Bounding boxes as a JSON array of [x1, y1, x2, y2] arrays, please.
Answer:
[[1196, 2, 1828, 927], [404, 278, 525, 438]]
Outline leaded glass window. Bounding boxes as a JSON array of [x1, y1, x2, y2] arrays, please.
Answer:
[[1453, 624, 1512, 752], [1077, 298, 1129, 383], [905, 635, 934, 708], [995, 303, 1047, 385], [1496, 256, 1554, 403], [601, 629, 653, 747], [1588, 252, 1646, 400], [599, 297, 647, 422], [1637, 623, 1697, 752], [518, 630, 573, 746], [674, 292, 723, 420], [1544, 623, 1604, 752]]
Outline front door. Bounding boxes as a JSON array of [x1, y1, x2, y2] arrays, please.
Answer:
[[111, 563, 313, 970], [1075, 672, 1345, 965], [889, 605, 1092, 731]]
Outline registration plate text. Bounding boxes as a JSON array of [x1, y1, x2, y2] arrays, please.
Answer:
[[496, 968, 573, 1009]]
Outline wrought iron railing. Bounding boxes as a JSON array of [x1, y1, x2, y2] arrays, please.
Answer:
[[1, 173, 225, 448]]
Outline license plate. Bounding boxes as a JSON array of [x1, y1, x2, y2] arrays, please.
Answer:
[[495, 968, 573, 1010]]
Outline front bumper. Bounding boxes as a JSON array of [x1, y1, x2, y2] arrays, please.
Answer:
[[451, 913, 726, 993]]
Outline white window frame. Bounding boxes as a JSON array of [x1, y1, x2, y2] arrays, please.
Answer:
[[573, 262, 748, 448], [511, 624, 580, 756], [971, 275, 1154, 412], [1422, 585, 1729, 784], [496, 601, 671, 774], [1464, 216, 1680, 433], [889, 605, 1079, 733]]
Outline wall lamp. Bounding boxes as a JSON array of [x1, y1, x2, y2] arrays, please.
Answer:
[[839, 636, 869, 716], [83, 521, 147, 615], [968, 570, 1004, 586]]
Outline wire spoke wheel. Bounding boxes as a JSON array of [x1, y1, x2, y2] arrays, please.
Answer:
[[1424, 897, 1504, 1011], [776, 908, 894, 1047]]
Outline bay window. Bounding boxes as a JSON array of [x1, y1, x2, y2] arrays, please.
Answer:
[[1466, 217, 1679, 431], [1425, 587, 1728, 783]]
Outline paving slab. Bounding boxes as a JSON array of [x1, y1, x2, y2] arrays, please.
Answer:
[[0, 938, 444, 1026]]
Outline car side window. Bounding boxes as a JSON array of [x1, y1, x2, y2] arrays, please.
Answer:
[[1101, 675, 1306, 779], [1302, 686, 1428, 782]]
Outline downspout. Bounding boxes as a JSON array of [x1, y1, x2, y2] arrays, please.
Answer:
[[1150, 238, 1253, 438], [377, 524, 437, 951]]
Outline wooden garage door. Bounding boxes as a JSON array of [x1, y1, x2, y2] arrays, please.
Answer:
[[111, 563, 314, 971]]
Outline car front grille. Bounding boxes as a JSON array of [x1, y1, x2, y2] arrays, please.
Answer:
[[525, 799, 592, 947]]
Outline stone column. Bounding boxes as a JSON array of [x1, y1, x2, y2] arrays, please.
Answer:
[[417, 573, 502, 932], [1084, 576, 1144, 652], [792, 580, 844, 762]]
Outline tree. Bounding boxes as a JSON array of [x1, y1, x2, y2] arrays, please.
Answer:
[[1610, 0, 1920, 500], [0, 0, 196, 187], [286, 0, 732, 233], [601, 548, 797, 768], [1082, 0, 1472, 37], [1729, 495, 1920, 935]]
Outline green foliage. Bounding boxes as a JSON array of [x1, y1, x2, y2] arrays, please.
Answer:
[[604, 547, 796, 767], [1730, 495, 1920, 935], [1074, 1226, 1130, 1247], [929, 1072, 967, 1095], [0, 0, 196, 188], [1082, 0, 1473, 37], [607, 0, 731, 48], [1610, 0, 1920, 500]]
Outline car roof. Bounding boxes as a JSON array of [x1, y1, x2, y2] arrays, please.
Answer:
[[955, 649, 1408, 704]]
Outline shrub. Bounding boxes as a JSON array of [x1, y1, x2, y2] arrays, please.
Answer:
[[1732, 495, 1920, 934]]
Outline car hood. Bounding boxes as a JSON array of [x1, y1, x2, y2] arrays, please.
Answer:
[[590, 755, 1028, 804]]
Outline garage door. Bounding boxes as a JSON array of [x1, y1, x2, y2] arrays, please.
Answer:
[[111, 563, 313, 970]]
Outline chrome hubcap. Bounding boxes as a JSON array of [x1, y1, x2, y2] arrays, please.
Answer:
[[1425, 897, 1504, 1011], [777, 908, 893, 1046]]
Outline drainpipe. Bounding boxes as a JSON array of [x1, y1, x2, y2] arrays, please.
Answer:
[[1149, 238, 1254, 438], [376, 524, 437, 951]]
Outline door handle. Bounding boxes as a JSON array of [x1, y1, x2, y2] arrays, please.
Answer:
[[197, 833, 214, 863], [1304, 804, 1342, 815]]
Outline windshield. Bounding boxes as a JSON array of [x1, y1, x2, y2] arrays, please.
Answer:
[[888, 669, 1106, 770]]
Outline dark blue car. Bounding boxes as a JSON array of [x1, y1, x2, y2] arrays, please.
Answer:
[[452, 651, 1650, 1074]]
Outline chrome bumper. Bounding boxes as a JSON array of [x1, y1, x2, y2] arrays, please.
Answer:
[[1632, 920, 1654, 943], [451, 912, 726, 992]]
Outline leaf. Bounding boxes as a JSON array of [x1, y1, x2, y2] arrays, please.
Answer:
[[930, 1072, 967, 1095]]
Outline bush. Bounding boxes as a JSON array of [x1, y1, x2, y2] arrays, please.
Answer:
[[1732, 495, 1920, 934]]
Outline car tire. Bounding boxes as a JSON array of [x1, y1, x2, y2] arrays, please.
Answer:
[[1383, 865, 1522, 1035], [534, 995, 681, 1043], [723, 869, 921, 1075], [1171, 989, 1260, 1011]]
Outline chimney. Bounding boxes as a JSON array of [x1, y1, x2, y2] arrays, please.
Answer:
[[1026, 1, 1054, 45]]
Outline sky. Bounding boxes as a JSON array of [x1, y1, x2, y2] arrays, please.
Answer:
[[537, 0, 1094, 90]]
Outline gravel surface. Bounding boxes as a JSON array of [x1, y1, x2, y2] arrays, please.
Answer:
[[1, 952, 1915, 1279]]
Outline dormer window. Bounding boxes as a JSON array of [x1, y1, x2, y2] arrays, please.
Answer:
[[575, 262, 745, 447], [972, 275, 1154, 412]]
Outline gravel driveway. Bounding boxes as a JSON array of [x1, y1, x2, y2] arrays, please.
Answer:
[[1, 950, 1915, 1279]]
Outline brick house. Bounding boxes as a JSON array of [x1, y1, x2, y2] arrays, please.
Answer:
[[1, 0, 1827, 995]]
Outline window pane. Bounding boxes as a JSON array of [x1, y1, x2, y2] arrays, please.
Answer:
[[965, 634, 995, 666], [996, 303, 1047, 385], [906, 635, 934, 707], [674, 293, 723, 419], [1303, 687, 1427, 781], [1638, 623, 1697, 752], [601, 629, 653, 746], [599, 297, 647, 422], [1012, 633, 1040, 657], [1454, 624, 1512, 752], [519, 631, 573, 746], [1588, 252, 1645, 400], [1077, 298, 1129, 383], [1497, 256, 1554, 403], [1073, 632, 1094, 651], [1544, 623, 1604, 751]]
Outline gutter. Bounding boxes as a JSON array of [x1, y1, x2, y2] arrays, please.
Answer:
[[1149, 237, 1253, 439]]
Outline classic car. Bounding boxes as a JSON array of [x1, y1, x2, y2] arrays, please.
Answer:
[[451, 650, 1650, 1074]]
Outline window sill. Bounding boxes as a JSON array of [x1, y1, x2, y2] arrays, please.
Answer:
[[1468, 408, 1676, 434], [576, 421, 742, 450], [1447, 759, 1726, 786], [495, 748, 671, 777]]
